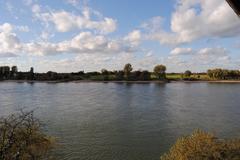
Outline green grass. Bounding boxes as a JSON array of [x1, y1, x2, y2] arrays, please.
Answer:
[[166, 74, 182, 80], [166, 74, 209, 80]]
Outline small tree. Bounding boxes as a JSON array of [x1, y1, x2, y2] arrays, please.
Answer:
[[154, 65, 166, 80], [123, 63, 133, 80], [184, 70, 192, 78]]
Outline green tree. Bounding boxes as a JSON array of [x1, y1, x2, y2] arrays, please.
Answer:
[[154, 65, 166, 80], [123, 63, 133, 80], [139, 71, 151, 81], [114, 71, 124, 80], [184, 70, 192, 78], [101, 69, 109, 81], [207, 69, 213, 79]]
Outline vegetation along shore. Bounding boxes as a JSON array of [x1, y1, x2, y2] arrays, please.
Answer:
[[1, 64, 240, 83]]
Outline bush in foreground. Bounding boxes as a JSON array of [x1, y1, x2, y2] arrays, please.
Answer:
[[0, 111, 55, 160], [160, 130, 240, 160]]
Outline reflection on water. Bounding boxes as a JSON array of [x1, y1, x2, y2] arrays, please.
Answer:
[[0, 82, 240, 160]]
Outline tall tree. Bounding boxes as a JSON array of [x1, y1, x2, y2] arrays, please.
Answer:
[[123, 63, 133, 80], [154, 65, 166, 80], [184, 70, 192, 78]]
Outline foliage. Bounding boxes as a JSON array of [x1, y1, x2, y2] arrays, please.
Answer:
[[184, 70, 192, 77], [139, 71, 151, 81], [160, 130, 240, 160], [154, 65, 167, 79], [0, 111, 55, 160], [114, 71, 124, 80], [3, 64, 240, 82], [130, 70, 151, 81], [207, 69, 240, 80], [101, 69, 109, 81], [123, 63, 133, 80]]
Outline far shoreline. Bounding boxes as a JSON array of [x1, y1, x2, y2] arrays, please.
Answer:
[[2, 79, 240, 84]]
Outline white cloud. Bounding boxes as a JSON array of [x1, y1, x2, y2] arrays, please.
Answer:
[[0, 52, 18, 58], [32, 51, 162, 73], [40, 31, 52, 40], [24, 31, 138, 56], [34, 9, 117, 34], [196, 47, 230, 63], [144, 0, 240, 45], [170, 48, 194, 56], [166, 47, 233, 72], [0, 23, 21, 57], [0, 22, 140, 58], [32, 4, 41, 13], [0, 23, 13, 33], [124, 30, 141, 47], [15, 25, 29, 32]]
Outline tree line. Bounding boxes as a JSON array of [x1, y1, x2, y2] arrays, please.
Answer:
[[1, 64, 240, 81], [0, 64, 168, 81], [207, 69, 240, 80]]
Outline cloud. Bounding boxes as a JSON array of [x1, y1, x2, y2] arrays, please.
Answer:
[[32, 51, 162, 73], [144, 0, 240, 45], [24, 31, 139, 56], [34, 8, 117, 34], [0, 23, 21, 57], [0, 23, 13, 33], [195, 47, 230, 63], [32, 4, 41, 13], [124, 30, 141, 47], [166, 47, 232, 72], [0, 52, 18, 58], [170, 48, 194, 56], [0, 21, 140, 58], [15, 25, 29, 32]]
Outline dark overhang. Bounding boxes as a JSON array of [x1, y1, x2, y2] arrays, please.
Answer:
[[226, 0, 240, 17]]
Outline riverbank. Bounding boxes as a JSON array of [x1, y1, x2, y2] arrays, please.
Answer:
[[0, 80, 168, 83], [2, 79, 240, 83]]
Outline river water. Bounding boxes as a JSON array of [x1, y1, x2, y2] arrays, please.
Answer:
[[0, 82, 239, 160]]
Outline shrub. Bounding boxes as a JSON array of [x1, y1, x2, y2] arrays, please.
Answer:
[[160, 130, 240, 160], [0, 111, 55, 160]]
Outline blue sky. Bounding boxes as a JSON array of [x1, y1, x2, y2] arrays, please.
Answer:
[[0, 0, 240, 72]]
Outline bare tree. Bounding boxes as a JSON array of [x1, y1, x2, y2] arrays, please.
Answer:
[[0, 111, 55, 160]]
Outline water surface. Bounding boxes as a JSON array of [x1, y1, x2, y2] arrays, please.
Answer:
[[0, 82, 240, 160]]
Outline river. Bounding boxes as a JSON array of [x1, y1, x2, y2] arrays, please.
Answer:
[[0, 82, 239, 160]]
